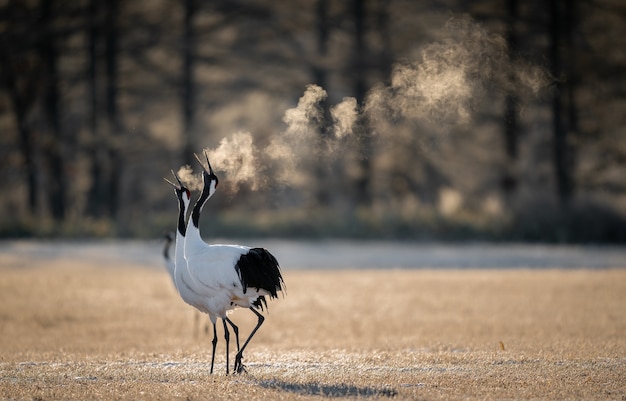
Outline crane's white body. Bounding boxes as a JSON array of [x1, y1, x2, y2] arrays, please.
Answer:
[[182, 177, 270, 321], [184, 232, 271, 321]]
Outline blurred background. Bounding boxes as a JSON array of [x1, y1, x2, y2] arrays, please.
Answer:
[[1, 0, 624, 242]]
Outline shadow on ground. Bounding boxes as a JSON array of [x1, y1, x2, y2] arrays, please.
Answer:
[[256, 379, 398, 398]]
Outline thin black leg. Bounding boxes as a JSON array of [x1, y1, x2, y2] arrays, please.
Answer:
[[234, 307, 265, 374], [225, 317, 240, 352], [210, 323, 218, 374], [222, 319, 230, 375]]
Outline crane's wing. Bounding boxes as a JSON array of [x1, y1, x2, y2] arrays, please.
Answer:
[[186, 244, 249, 291], [235, 247, 284, 299]]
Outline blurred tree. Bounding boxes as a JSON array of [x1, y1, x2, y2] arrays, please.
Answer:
[[549, 0, 574, 206], [352, 0, 371, 207], [104, 0, 122, 219], [40, 0, 66, 220], [0, 0, 623, 240], [502, 0, 519, 199], [0, 1, 41, 215], [374, 0, 392, 83], [181, 0, 196, 166], [83, 0, 123, 220], [86, 0, 106, 218], [313, 0, 332, 206]]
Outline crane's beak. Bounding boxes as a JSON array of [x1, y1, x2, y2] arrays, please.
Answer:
[[193, 152, 204, 171], [163, 169, 183, 188], [204, 150, 214, 175], [172, 169, 184, 186], [194, 151, 215, 176], [163, 177, 177, 188]]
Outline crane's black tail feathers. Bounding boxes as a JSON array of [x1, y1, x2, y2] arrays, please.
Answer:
[[235, 248, 285, 303]]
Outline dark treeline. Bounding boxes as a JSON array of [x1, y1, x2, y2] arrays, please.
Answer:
[[0, 0, 625, 242]]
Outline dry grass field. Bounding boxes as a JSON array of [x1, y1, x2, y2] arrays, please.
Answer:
[[1, 248, 625, 400]]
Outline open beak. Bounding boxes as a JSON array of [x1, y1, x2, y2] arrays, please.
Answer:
[[194, 151, 215, 175], [172, 169, 184, 186], [164, 169, 183, 188]]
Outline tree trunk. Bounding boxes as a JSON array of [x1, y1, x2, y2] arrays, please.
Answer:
[[374, 0, 392, 84], [313, 0, 329, 86], [564, 0, 579, 166], [549, 0, 573, 205], [182, 0, 196, 166], [352, 0, 371, 207], [1, 0, 45, 217], [86, 0, 105, 218], [40, 0, 66, 220], [1, 54, 39, 214], [314, 0, 332, 205], [502, 0, 519, 198], [105, 0, 121, 219]]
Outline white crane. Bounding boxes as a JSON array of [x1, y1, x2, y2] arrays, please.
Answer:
[[164, 170, 243, 373], [178, 153, 284, 374], [162, 172, 214, 335]]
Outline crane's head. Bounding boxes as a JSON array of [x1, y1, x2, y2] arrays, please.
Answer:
[[164, 170, 192, 209], [194, 151, 219, 199]]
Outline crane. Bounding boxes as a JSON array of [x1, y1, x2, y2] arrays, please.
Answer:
[[162, 172, 213, 336], [164, 170, 243, 372], [163, 230, 209, 338], [182, 152, 284, 374]]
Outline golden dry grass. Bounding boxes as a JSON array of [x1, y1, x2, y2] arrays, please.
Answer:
[[1, 253, 625, 400]]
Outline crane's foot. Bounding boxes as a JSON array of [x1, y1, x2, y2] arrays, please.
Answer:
[[233, 354, 247, 374]]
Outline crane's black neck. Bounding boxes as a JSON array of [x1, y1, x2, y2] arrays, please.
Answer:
[[191, 175, 212, 229], [177, 201, 186, 236]]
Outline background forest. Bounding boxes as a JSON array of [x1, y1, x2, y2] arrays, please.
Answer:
[[1, 0, 625, 242]]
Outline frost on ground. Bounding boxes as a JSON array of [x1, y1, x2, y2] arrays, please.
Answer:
[[2, 348, 625, 400], [0, 245, 625, 400]]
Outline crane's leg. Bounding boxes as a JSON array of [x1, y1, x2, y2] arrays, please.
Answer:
[[222, 319, 230, 375], [233, 307, 265, 374], [225, 317, 240, 352], [210, 323, 218, 374]]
